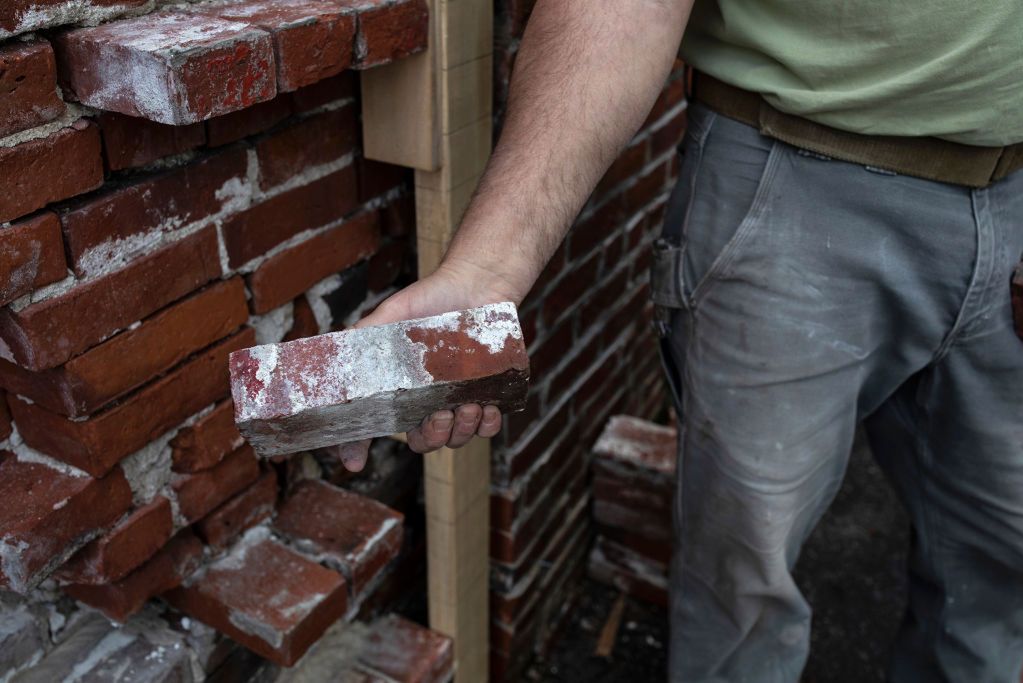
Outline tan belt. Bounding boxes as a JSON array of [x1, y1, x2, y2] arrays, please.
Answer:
[[691, 72, 1023, 188]]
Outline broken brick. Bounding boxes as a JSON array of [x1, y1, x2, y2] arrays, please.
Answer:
[[10, 329, 253, 476], [55, 12, 277, 125], [195, 469, 278, 548], [0, 212, 67, 308], [65, 529, 204, 621], [164, 534, 349, 666], [171, 399, 245, 473], [199, 0, 356, 92], [230, 302, 529, 456], [172, 444, 261, 523], [274, 480, 403, 597], [0, 227, 223, 371], [0, 120, 103, 224], [0, 278, 249, 417], [56, 496, 174, 585], [0, 459, 131, 593], [358, 615, 454, 683], [0, 38, 64, 138]]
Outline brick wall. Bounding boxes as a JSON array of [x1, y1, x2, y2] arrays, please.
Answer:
[[0, 0, 683, 679], [487, 1, 684, 678]]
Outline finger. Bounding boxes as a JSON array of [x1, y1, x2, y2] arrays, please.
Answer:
[[335, 439, 371, 472], [420, 410, 455, 452], [477, 405, 503, 438], [406, 426, 429, 453], [446, 404, 482, 449]]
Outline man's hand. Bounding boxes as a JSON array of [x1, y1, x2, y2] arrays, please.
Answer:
[[332, 263, 518, 472]]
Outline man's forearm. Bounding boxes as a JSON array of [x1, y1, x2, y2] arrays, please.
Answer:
[[440, 0, 693, 303]]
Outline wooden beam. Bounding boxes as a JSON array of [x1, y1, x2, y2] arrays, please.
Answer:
[[361, 0, 495, 680]]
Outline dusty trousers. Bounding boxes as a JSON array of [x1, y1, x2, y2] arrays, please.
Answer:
[[652, 102, 1023, 683]]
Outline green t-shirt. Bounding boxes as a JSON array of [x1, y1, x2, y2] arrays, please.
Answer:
[[680, 0, 1023, 146]]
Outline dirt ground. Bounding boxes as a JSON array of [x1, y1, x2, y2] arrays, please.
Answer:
[[525, 435, 910, 682]]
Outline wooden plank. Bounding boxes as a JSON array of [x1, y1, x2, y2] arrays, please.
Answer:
[[361, 51, 438, 170]]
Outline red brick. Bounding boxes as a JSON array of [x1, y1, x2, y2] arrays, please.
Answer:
[[255, 106, 358, 190], [164, 535, 349, 666], [587, 535, 668, 607], [55, 13, 277, 125], [0, 227, 223, 371], [222, 165, 358, 268], [284, 296, 320, 342], [10, 328, 254, 476], [650, 107, 688, 158], [367, 240, 406, 292], [358, 615, 454, 683], [0, 38, 64, 138], [60, 147, 247, 278], [206, 94, 292, 146], [172, 444, 261, 523], [357, 158, 410, 202], [274, 480, 403, 597], [0, 392, 10, 441], [594, 142, 647, 199], [196, 469, 278, 548], [1013, 263, 1023, 342], [171, 399, 244, 473], [0, 120, 103, 223], [291, 72, 356, 112], [230, 303, 529, 455], [246, 210, 379, 314], [355, 0, 429, 69], [0, 1, 148, 38], [379, 194, 415, 237], [0, 212, 67, 308], [623, 160, 670, 213], [593, 415, 676, 476], [0, 459, 131, 592], [56, 496, 174, 585], [65, 529, 204, 621], [542, 251, 599, 327], [98, 112, 205, 171], [0, 278, 248, 417], [202, 0, 356, 92]]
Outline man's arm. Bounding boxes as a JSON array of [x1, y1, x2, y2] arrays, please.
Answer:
[[339, 0, 693, 470]]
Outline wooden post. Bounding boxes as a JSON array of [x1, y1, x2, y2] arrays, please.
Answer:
[[361, 0, 494, 679]]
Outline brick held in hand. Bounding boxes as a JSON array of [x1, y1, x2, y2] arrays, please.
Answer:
[[229, 302, 530, 457]]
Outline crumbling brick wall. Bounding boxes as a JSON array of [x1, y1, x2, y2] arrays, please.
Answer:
[[487, 1, 683, 679], [1, 0, 681, 679]]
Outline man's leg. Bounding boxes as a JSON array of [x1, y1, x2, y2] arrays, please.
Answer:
[[866, 172, 1023, 683], [657, 105, 981, 682]]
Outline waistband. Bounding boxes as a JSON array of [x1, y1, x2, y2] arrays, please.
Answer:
[[690, 72, 1023, 188]]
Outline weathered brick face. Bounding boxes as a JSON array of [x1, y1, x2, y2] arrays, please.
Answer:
[[1, 0, 676, 677]]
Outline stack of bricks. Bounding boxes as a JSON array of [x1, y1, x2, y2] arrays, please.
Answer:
[[0, 0, 450, 678], [487, 2, 683, 678], [586, 415, 677, 607]]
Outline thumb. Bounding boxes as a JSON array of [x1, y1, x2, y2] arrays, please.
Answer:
[[329, 439, 371, 472]]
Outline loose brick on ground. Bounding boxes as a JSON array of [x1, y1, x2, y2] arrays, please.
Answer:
[[196, 469, 278, 548], [230, 302, 529, 456], [246, 210, 379, 314], [10, 328, 253, 476], [60, 146, 247, 277], [358, 614, 454, 683], [98, 112, 206, 171], [55, 496, 173, 585], [222, 165, 359, 268], [200, 0, 356, 92], [164, 533, 349, 666], [0, 226, 223, 371], [274, 479, 403, 597], [0, 38, 64, 138], [171, 399, 244, 473], [0, 120, 103, 224], [55, 12, 277, 125], [0, 212, 67, 308], [0, 459, 131, 593], [65, 529, 204, 621], [354, 0, 430, 69], [0, 278, 248, 417], [172, 444, 262, 523]]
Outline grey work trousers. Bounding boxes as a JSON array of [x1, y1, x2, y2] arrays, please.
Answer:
[[653, 102, 1023, 683]]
